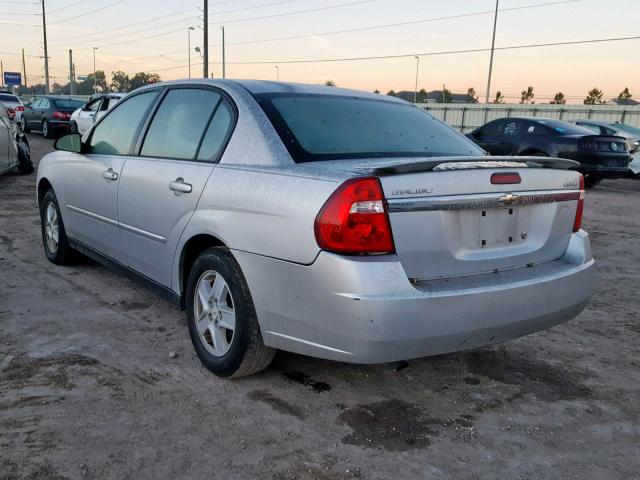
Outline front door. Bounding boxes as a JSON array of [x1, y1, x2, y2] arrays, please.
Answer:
[[61, 90, 160, 264], [117, 87, 235, 286]]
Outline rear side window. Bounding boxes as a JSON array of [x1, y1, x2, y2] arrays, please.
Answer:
[[141, 88, 221, 160], [256, 94, 483, 162], [197, 100, 234, 161], [87, 91, 158, 155], [0, 94, 19, 102]]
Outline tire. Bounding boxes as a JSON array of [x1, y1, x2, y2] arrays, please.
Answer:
[[584, 174, 602, 188], [16, 139, 33, 175], [42, 119, 54, 139], [186, 247, 276, 378], [69, 121, 78, 134], [40, 189, 76, 265]]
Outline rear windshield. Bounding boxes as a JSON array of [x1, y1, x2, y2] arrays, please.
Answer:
[[53, 99, 85, 109], [617, 124, 640, 137], [535, 119, 593, 136], [255, 93, 484, 162], [0, 94, 19, 102]]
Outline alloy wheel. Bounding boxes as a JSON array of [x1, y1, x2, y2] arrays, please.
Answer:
[[193, 270, 236, 357], [44, 202, 59, 254]]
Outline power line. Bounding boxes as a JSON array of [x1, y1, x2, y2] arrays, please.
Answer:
[[207, 34, 640, 65], [54, 0, 310, 48], [207, 0, 375, 26], [48, 0, 126, 25], [47, 0, 90, 15], [209, 0, 585, 48]]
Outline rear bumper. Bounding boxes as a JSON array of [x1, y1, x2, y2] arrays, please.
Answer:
[[234, 231, 594, 364], [573, 153, 631, 178]]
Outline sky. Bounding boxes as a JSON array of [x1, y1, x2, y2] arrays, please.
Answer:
[[1, 0, 639, 103]]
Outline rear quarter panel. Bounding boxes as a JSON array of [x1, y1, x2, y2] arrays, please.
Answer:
[[171, 165, 339, 294]]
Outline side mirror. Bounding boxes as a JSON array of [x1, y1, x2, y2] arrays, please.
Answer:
[[54, 133, 82, 153]]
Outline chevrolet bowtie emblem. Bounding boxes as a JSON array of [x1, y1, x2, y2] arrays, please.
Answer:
[[499, 194, 519, 205]]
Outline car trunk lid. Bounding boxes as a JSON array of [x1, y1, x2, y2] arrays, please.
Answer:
[[309, 156, 582, 281]]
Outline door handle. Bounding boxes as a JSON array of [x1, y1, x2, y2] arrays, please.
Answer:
[[169, 178, 192, 194], [102, 168, 118, 181]]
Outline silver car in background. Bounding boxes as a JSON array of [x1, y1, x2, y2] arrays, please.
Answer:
[[0, 102, 32, 176], [37, 80, 594, 377]]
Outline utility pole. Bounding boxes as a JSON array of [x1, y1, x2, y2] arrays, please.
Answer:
[[22, 49, 27, 88], [203, 0, 208, 78], [41, 0, 50, 94], [485, 0, 499, 104], [221, 26, 226, 79], [1, 61, 4, 87], [275, 65, 279, 81], [69, 49, 75, 94], [413, 56, 420, 103]]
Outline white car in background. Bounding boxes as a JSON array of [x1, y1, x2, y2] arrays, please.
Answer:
[[69, 93, 126, 136], [0, 91, 25, 122]]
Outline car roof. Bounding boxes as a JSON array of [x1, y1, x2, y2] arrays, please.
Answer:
[[135, 79, 408, 104]]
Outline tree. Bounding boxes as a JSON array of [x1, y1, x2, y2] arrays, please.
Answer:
[[520, 86, 534, 104], [584, 88, 604, 105], [324, 80, 336, 87], [466, 87, 479, 103], [373, 89, 380, 94], [551, 92, 566, 104], [111, 71, 131, 92], [386, 90, 396, 96], [439, 89, 452, 103], [129, 72, 161, 91], [493, 91, 505, 104], [618, 87, 632, 100]]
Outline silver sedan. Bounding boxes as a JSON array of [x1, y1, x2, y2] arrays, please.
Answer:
[[1, 102, 32, 176], [37, 80, 594, 377]]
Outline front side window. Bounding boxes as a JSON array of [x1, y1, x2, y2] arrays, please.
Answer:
[[87, 90, 158, 155], [256, 93, 483, 162], [40, 99, 50, 109], [141, 88, 221, 160]]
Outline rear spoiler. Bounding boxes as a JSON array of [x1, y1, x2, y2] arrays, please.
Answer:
[[367, 156, 580, 176]]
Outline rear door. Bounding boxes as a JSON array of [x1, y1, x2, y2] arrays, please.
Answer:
[[59, 90, 159, 264], [117, 86, 235, 286]]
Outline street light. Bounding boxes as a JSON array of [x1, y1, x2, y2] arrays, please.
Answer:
[[92, 47, 98, 93], [188, 27, 195, 78], [413, 56, 420, 104], [275, 65, 279, 81]]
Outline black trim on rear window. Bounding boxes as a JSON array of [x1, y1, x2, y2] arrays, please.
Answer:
[[253, 92, 484, 163]]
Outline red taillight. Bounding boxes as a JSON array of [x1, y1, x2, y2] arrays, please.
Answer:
[[314, 177, 395, 254], [491, 172, 521, 184], [573, 174, 585, 232], [7, 108, 15, 116], [53, 111, 70, 120], [15, 106, 24, 112]]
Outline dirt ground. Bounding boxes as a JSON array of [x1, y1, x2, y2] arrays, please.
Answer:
[[1, 134, 639, 480]]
